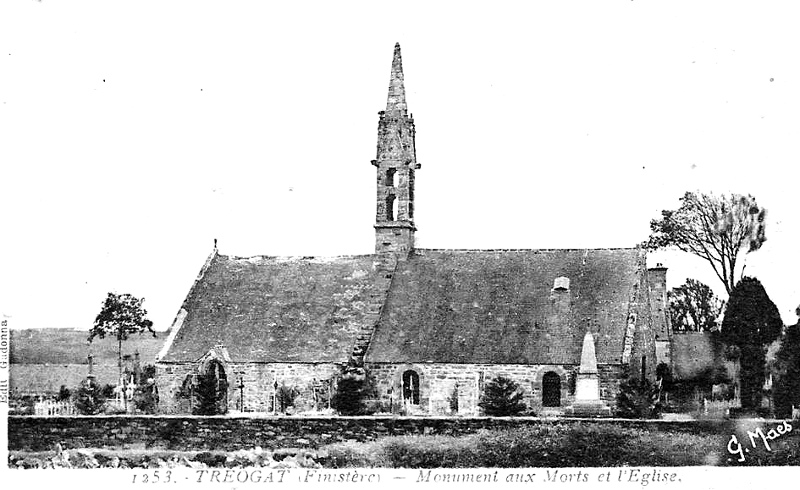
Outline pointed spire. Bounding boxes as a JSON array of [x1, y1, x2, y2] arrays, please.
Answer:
[[579, 330, 599, 374], [386, 42, 407, 114]]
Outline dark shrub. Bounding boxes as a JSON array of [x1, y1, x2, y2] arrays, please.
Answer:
[[276, 384, 299, 414], [616, 377, 660, 418], [774, 322, 800, 418], [134, 364, 159, 414], [193, 375, 221, 415], [74, 379, 106, 415], [332, 373, 371, 415], [56, 386, 72, 402], [478, 376, 526, 416], [100, 384, 116, 398]]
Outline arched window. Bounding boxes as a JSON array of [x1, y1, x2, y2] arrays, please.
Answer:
[[386, 194, 396, 221], [208, 360, 227, 387], [402, 369, 420, 405], [385, 168, 397, 187], [542, 371, 561, 407], [641, 356, 647, 383]]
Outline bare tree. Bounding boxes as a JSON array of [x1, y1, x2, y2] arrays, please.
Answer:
[[648, 192, 766, 295]]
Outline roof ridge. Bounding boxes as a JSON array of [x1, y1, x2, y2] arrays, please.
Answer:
[[216, 248, 642, 260]]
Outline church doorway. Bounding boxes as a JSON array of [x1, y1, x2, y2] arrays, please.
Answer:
[[402, 369, 420, 405], [194, 360, 228, 415], [542, 371, 561, 407]]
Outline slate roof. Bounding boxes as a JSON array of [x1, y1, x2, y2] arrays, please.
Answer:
[[10, 328, 164, 365], [365, 248, 645, 365], [159, 254, 385, 363]]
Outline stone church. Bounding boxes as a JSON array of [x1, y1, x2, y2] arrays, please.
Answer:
[[155, 44, 671, 416]]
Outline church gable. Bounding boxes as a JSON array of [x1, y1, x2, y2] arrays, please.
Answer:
[[159, 254, 386, 364], [366, 248, 646, 365]]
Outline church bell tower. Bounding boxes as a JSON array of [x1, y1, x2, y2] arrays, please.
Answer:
[[372, 43, 419, 258]]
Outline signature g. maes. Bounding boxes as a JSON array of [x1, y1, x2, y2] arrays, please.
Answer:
[[727, 420, 793, 462]]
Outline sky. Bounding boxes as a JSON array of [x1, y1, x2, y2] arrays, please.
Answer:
[[1, 1, 798, 332]]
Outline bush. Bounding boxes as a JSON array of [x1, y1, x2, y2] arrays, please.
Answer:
[[478, 376, 526, 416], [73, 379, 106, 415], [100, 384, 116, 399], [56, 386, 72, 402], [276, 384, 299, 414], [133, 383, 158, 414], [133, 364, 159, 414], [331, 370, 374, 415], [193, 375, 222, 415], [616, 377, 660, 418], [774, 323, 800, 418]]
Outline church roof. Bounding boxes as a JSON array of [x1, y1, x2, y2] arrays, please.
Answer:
[[161, 248, 648, 366], [159, 254, 385, 363], [365, 248, 646, 365]]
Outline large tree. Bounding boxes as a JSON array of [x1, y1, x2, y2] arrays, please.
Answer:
[[648, 192, 767, 294], [89, 292, 155, 409], [720, 277, 783, 410], [668, 278, 725, 332]]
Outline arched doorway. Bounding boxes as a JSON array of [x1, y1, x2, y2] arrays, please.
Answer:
[[402, 369, 420, 405], [542, 371, 561, 407], [194, 360, 228, 415]]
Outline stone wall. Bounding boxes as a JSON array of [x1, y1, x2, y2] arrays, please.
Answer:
[[156, 361, 628, 416], [367, 363, 627, 415], [156, 362, 343, 414], [598, 364, 628, 406], [8, 415, 738, 452]]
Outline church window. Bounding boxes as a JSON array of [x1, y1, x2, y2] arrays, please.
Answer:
[[402, 369, 420, 405], [386, 194, 396, 221], [542, 371, 561, 407], [641, 356, 647, 383], [385, 168, 397, 187]]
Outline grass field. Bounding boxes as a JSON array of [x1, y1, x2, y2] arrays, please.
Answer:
[[10, 421, 800, 468], [318, 424, 762, 467]]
